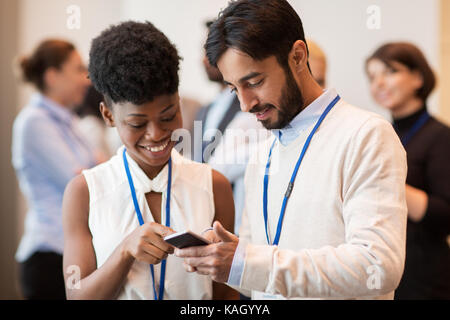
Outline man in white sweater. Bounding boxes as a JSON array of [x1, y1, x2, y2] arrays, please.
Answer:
[[175, 0, 407, 299]]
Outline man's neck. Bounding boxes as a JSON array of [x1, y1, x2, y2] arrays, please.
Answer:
[[299, 74, 324, 111]]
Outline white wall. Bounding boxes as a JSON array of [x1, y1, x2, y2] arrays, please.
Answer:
[[291, 0, 440, 118], [18, 0, 123, 60], [17, 0, 124, 107], [18, 0, 439, 115]]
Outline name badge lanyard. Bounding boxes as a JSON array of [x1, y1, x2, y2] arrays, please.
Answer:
[[263, 95, 340, 246], [394, 111, 430, 147], [123, 148, 172, 300]]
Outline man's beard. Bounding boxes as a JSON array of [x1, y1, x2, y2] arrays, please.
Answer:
[[251, 67, 304, 130]]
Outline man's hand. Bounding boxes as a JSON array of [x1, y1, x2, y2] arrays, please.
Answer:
[[175, 221, 239, 283]]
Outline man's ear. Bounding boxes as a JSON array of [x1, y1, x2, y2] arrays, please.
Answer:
[[100, 102, 115, 127], [289, 40, 308, 73]]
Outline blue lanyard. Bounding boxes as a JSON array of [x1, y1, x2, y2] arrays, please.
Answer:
[[263, 95, 340, 246], [395, 111, 430, 147], [122, 148, 172, 300]]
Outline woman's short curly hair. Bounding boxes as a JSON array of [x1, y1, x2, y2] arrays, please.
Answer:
[[88, 21, 181, 106]]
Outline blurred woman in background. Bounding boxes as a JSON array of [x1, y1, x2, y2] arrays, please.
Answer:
[[76, 85, 121, 161], [12, 39, 95, 299], [366, 42, 450, 299]]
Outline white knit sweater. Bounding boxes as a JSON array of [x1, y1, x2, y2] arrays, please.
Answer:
[[238, 99, 407, 299]]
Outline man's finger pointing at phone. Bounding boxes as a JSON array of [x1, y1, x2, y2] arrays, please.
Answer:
[[175, 221, 239, 282]]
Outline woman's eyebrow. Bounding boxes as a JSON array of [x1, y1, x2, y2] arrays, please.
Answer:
[[160, 103, 175, 114]]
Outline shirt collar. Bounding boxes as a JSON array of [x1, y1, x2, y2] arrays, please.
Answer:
[[33, 93, 75, 126], [119, 146, 183, 194], [272, 88, 339, 146]]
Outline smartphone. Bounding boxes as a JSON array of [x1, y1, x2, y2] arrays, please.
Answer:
[[164, 230, 211, 249]]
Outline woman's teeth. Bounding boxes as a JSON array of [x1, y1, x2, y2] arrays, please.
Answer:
[[145, 141, 169, 152]]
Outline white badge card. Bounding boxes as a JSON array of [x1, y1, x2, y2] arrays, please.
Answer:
[[252, 290, 286, 300]]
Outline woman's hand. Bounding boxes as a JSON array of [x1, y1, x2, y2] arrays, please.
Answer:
[[405, 184, 428, 222], [122, 222, 176, 265]]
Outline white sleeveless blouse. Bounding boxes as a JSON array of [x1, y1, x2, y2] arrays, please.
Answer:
[[83, 146, 215, 299]]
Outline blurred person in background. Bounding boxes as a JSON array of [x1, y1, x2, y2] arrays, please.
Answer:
[[366, 42, 450, 299], [76, 85, 121, 160], [12, 39, 96, 299], [195, 20, 265, 236], [179, 97, 203, 134], [195, 21, 242, 164], [307, 39, 327, 88]]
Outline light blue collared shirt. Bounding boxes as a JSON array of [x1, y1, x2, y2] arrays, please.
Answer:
[[271, 88, 339, 146], [227, 88, 340, 287], [12, 93, 96, 262]]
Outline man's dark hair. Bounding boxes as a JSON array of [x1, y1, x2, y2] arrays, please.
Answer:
[[88, 21, 181, 106], [205, 0, 308, 71]]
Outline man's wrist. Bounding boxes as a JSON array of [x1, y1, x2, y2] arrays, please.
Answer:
[[227, 239, 247, 286]]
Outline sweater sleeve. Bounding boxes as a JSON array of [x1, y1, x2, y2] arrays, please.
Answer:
[[239, 117, 408, 298], [420, 125, 450, 235]]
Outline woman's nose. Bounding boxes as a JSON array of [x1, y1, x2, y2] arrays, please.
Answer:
[[372, 75, 385, 90], [145, 123, 168, 142]]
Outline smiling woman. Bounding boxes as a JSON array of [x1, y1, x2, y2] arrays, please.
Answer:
[[100, 93, 182, 179], [366, 42, 450, 299], [61, 20, 238, 300]]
